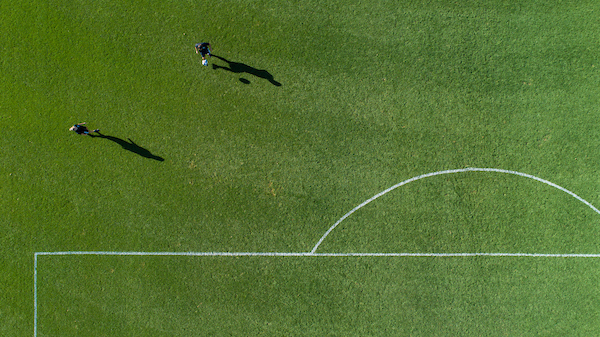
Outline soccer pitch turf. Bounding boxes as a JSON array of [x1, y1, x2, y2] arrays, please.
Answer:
[[3, 0, 600, 335]]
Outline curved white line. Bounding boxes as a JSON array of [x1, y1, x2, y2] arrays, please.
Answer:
[[310, 168, 600, 254]]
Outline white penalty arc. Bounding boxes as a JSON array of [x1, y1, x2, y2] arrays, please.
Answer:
[[310, 167, 600, 254]]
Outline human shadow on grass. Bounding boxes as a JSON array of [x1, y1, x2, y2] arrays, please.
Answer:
[[211, 55, 281, 86], [92, 132, 164, 161]]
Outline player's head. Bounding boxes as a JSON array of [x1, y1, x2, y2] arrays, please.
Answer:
[[69, 126, 76, 131]]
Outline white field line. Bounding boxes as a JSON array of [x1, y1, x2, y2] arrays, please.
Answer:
[[310, 167, 600, 253], [35, 251, 600, 257], [33, 253, 38, 337]]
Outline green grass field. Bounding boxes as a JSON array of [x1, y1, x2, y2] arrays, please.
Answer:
[[3, 0, 600, 335]]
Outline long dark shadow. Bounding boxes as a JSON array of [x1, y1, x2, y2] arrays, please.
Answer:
[[92, 132, 164, 161], [211, 55, 282, 86]]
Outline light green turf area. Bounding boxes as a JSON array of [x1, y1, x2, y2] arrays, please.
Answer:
[[2, 0, 600, 335]]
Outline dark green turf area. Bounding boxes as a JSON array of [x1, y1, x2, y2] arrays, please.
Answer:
[[2, 0, 600, 335]]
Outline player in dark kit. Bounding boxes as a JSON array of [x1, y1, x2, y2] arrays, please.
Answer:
[[69, 122, 99, 136], [195, 42, 212, 66]]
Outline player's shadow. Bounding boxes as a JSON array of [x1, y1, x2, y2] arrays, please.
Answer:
[[211, 55, 281, 86], [92, 132, 164, 161]]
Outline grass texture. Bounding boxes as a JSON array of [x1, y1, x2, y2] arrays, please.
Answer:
[[2, 0, 600, 335]]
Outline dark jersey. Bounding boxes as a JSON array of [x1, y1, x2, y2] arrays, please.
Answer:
[[73, 124, 88, 134], [195, 42, 211, 55]]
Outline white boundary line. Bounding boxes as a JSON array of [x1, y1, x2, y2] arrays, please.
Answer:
[[34, 167, 600, 336], [34, 253, 38, 337], [35, 251, 600, 257], [310, 167, 600, 253]]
